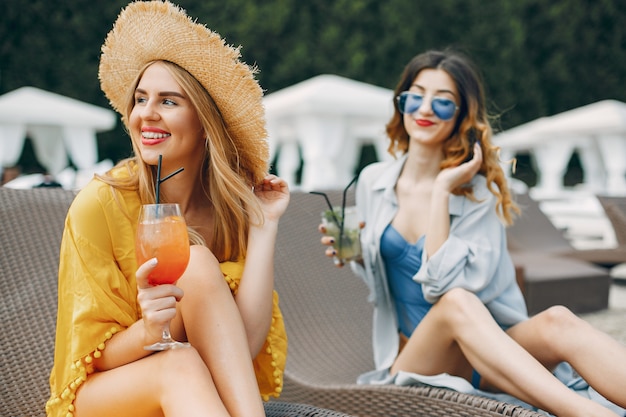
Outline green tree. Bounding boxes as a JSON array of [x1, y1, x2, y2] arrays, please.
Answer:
[[520, 0, 626, 117], [2, 0, 626, 172]]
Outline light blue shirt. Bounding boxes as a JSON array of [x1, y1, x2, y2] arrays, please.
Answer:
[[351, 156, 626, 416], [351, 155, 528, 372]]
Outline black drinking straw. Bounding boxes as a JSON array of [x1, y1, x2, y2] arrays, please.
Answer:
[[310, 174, 360, 256], [309, 191, 341, 227], [339, 174, 359, 238], [155, 154, 185, 205], [156, 155, 163, 204], [310, 174, 360, 229]]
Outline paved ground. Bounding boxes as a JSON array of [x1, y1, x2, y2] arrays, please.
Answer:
[[579, 280, 626, 345]]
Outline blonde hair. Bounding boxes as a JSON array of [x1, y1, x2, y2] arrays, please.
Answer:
[[386, 49, 519, 225], [98, 60, 262, 261]]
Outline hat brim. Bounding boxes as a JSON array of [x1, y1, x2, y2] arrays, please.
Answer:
[[99, 1, 268, 183]]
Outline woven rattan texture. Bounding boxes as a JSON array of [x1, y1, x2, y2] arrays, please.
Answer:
[[1, 188, 76, 417], [264, 401, 353, 416], [0, 187, 355, 417], [273, 190, 544, 417]]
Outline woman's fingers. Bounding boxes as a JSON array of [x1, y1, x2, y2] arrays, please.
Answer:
[[135, 258, 185, 340], [135, 258, 157, 290]]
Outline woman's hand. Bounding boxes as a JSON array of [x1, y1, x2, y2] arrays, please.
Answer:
[[435, 142, 483, 192], [135, 258, 183, 345], [254, 174, 290, 223], [318, 223, 342, 266], [318, 221, 365, 268], [424, 142, 482, 257]]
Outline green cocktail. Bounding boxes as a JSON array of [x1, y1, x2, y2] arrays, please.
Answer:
[[321, 206, 362, 263]]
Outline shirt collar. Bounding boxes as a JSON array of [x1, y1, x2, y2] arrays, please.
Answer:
[[371, 153, 467, 217], [372, 155, 406, 205]]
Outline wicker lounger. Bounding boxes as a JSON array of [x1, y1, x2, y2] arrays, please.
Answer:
[[0, 187, 352, 417], [596, 195, 626, 247], [508, 192, 626, 268], [507, 192, 613, 314], [271, 189, 544, 417]]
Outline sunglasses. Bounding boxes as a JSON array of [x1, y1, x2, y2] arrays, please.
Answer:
[[396, 91, 459, 121]]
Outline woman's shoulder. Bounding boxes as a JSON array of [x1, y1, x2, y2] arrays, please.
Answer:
[[70, 169, 138, 220], [358, 159, 399, 185], [70, 178, 113, 214]]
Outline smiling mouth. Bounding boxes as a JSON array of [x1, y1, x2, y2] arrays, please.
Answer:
[[142, 131, 170, 139], [140, 130, 171, 145]]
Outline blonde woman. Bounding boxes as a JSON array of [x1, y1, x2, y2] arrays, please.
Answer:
[[47, 2, 288, 417]]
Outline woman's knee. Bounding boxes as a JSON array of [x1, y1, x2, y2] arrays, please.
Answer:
[[155, 347, 210, 386], [438, 287, 480, 309], [533, 305, 581, 334], [531, 305, 586, 351], [435, 287, 483, 325], [75, 348, 211, 416], [181, 245, 225, 290], [189, 244, 219, 267]]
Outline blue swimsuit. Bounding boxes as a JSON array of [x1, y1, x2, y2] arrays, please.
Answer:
[[380, 223, 481, 389], [380, 224, 430, 337]]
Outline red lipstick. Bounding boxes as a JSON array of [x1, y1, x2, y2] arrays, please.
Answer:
[[416, 119, 434, 127], [141, 127, 171, 145]]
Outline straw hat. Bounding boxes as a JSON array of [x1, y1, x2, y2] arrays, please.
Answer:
[[99, 0, 268, 183]]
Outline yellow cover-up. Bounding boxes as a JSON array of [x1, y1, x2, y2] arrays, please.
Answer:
[[46, 172, 287, 417]]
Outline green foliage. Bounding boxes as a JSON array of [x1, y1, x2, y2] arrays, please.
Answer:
[[520, 0, 626, 117], [1, 0, 626, 170]]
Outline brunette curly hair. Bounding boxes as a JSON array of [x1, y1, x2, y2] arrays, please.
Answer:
[[386, 49, 518, 224]]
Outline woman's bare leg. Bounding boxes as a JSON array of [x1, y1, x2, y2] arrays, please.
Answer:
[[507, 305, 626, 408], [391, 288, 618, 417], [75, 347, 228, 417], [171, 245, 265, 417]]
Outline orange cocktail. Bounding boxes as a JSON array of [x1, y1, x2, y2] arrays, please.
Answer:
[[136, 211, 190, 285]]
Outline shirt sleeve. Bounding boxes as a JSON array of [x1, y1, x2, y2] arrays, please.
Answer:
[[414, 186, 507, 304], [48, 180, 140, 416]]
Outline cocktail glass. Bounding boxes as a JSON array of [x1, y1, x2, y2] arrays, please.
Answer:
[[135, 203, 191, 350], [321, 205, 362, 265]]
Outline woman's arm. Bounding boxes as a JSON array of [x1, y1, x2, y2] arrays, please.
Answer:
[[235, 175, 289, 357], [416, 172, 519, 312], [57, 184, 166, 372], [425, 142, 483, 257], [93, 259, 184, 371]]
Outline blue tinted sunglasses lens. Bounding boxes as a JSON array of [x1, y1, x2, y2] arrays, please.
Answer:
[[397, 92, 422, 114], [397, 92, 457, 121], [432, 98, 457, 121]]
